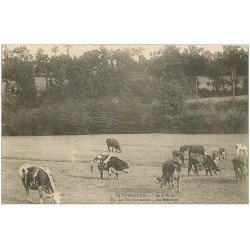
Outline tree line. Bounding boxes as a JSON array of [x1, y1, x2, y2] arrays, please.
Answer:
[[2, 45, 248, 135]]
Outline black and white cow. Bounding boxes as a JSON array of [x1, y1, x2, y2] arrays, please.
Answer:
[[188, 153, 221, 176], [92, 154, 110, 178], [157, 158, 182, 196], [219, 148, 227, 160], [172, 150, 185, 165], [19, 164, 64, 204], [212, 151, 219, 164], [93, 154, 129, 180]]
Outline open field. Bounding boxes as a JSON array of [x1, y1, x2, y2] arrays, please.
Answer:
[[1, 134, 248, 204]]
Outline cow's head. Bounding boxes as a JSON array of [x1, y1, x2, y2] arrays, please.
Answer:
[[93, 154, 104, 163], [210, 159, 221, 175], [123, 162, 130, 174], [46, 191, 65, 204]]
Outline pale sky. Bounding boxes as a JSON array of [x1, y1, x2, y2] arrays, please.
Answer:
[[4, 44, 248, 58]]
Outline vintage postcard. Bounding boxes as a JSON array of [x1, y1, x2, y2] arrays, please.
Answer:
[[1, 44, 248, 204]]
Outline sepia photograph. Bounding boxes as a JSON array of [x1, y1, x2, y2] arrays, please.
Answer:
[[1, 44, 248, 204]]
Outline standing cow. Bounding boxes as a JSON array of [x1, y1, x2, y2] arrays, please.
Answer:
[[189, 145, 206, 157], [106, 138, 122, 152], [179, 145, 190, 153], [172, 150, 185, 165], [157, 158, 182, 195], [92, 153, 110, 178], [93, 154, 129, 180], [231, 156, 248, 182], [189, 153, 221, 176], [19, 164, 64, 204], [219, 148, 227, 160], [235, 144, 248, 156], [212, 151, 219, 164]]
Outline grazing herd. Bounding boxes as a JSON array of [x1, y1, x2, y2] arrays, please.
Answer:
[[18, 139, 248, 203]]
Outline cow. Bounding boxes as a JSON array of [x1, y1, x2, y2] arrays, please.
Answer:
[[179, 145, 190, 153], [106, 138, 122, 152], [172, 150, 185, 165], [218, 148, 227, 160], [19, 164, 64, 204], [92, 153, 110, 178], [189, 145, 206, 157], [156, 158, 182, 196], [188, 153, 221, 176], [93, 154, 129, 180], [231, 156, 248, 182], [236, 144, 248, 156], [212, 151, 219, 164]]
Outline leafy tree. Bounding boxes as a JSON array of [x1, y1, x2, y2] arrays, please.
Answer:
[[182, 46, 205, 98], [222, 45, 248, 98], [2, 46, 37, 108]]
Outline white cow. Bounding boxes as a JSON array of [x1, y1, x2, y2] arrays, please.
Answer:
[[236, 144, 248, 156]]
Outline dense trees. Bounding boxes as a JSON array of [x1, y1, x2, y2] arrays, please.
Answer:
[[2, 45, 248, 135]]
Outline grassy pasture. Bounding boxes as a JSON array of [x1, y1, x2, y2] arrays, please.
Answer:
[[1, 134, 248, 204]]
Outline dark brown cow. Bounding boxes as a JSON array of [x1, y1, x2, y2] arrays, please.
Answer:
[[189, 153, 221, 176], [231, 156, 248, 182], [106, 138, 122, 152], [157, 158, 182, 195]]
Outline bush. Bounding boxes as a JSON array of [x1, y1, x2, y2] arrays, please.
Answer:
[[3, 97, 248, 135]]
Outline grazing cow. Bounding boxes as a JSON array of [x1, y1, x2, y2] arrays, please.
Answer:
[[19, 164, 64, 204], [172, 150, 185, 165], [212, 151, 219, 164], [106, 138, 122, 152], [236, 144, 248, 156], [188, 153, 221, 176], [231, 156, 248, 182], [157, 158, 182, 195], [219, 148, 227, 160], [100, 155, 129, 180], [93, 154, 129, 180], [179, 145, 190, 153], [189, 145, 206, 157]]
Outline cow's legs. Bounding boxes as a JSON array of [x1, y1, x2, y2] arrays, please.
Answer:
[[116, 173, 119, 180], [194, 165, 199, 175], [168, 178, 175, 196], [160, 176, 166, 188], [177, 174, 181, 193], [108, 168, 112, 180], [25, 187, 33, 203], [209, 167, 212, 176], [108, 146, 110, 151], [234, 167, 239, 182], [205, 169, 208, 176], [22, 179, 33, 203], [100, 170, 104, 179], [177, 175, 181, 193], [38, 186, 44, 204], [188, 165, 192, 176]]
